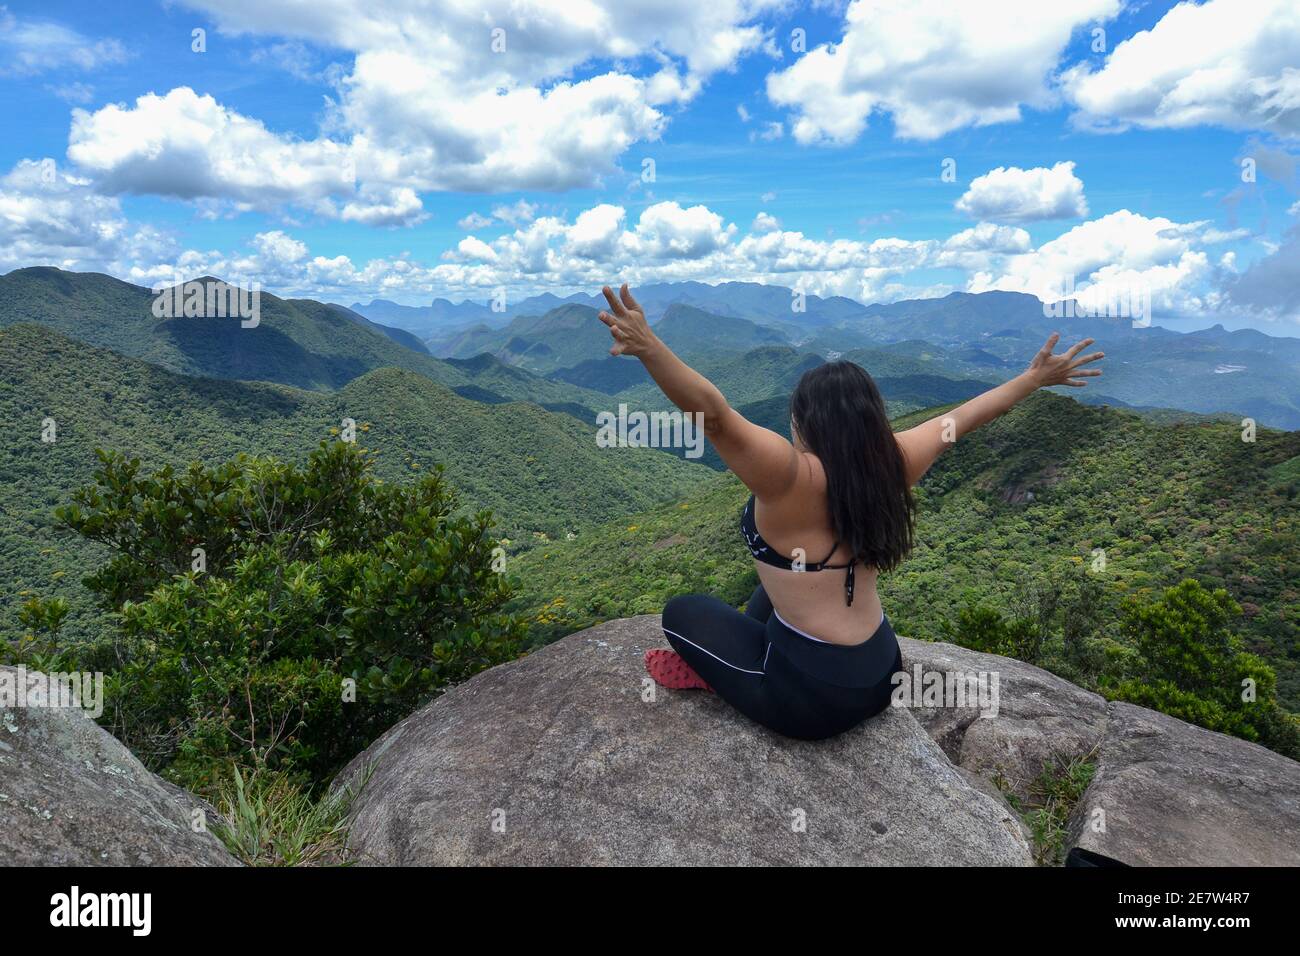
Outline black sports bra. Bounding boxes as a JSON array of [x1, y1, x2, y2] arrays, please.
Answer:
[[740, 495, 857, 605]]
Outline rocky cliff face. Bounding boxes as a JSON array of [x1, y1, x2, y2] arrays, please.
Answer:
[[335, 615, 1300, 866]]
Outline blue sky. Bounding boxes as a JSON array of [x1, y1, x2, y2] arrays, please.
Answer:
[[1, 0, 1298, 332]]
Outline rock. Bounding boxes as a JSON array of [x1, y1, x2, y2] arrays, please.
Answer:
[[337, 615, 1034, 866], [898, 637, 1108, 803], [1068, 702, 1300, 866], [0, 666, 239, 866]]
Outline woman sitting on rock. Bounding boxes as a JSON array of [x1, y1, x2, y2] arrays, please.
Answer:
[[597, 283, 1104, 740]]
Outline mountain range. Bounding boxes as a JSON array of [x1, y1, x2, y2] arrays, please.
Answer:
[[3, 265, 1297, 712], [348, 283, 1300, 429]]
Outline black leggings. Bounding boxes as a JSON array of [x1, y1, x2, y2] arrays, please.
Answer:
[[661, 584, 903, 740]]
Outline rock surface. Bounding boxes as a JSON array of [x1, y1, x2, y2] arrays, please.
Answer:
[[0, 667, 239, 866], [337, 615, 1034, 865], [899, 637, 1108, 802], [1068, 702, 1300, 866]]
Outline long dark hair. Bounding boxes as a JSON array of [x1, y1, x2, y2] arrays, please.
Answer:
[[789, 361, 915, 572]]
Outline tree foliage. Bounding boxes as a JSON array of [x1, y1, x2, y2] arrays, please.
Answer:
[[10, 440, 526, 792]]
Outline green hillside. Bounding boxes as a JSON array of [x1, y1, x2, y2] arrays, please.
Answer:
[[652, 304, 789, 353], [0, 266, 608, 416], [0, 323, 710, 644], [440, 304, 614, 372], [510, 392, 1300, 711], [0, 267, 469, 392]]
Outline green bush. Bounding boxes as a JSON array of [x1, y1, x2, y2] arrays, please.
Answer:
[[25, 440, 526, 792], [1104, 580, 1300, 758]]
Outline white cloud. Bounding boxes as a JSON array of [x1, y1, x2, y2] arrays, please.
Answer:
[[625, 202, 736, 259], [23, 189, 1224, 322], [68, 88, 364, 211], [766, 0, 1119, 143], [956, 162, 1088, 222], [101, 0, 784, 211], [0, 9, 128, 75], [567, 204, 626, 260], [0, 158, 172, 273], [341, 185, 428, 227], [969, 209, 1215, 314], [1063, 0, 1300, 137], [457, 212, 495, 230], [491, 200, 538, 225]]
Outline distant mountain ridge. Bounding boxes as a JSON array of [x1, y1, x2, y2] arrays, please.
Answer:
[[8, 267, 1300, 427], [0, 267, 608, 418]]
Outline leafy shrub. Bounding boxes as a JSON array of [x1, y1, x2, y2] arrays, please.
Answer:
[[1104, 579, 1299, 758], [25, 440, 526, 792]]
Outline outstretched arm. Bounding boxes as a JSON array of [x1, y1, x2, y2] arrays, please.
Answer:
[[895, 333, 1105, 486], [597, 284, 801, 500]]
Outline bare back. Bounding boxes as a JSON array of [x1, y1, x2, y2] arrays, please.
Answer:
[[750, 453, 884, 646]]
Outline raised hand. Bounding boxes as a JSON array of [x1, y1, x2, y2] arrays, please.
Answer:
[[1025, 333, 1105, 388], [598, 283, 657, 358]]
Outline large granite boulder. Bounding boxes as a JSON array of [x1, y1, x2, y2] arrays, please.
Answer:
[[1067, 702, 1300, 866], [0, 666, 239, 866], [898, 637, 1109, 803], [336, 615, 1034, 865]]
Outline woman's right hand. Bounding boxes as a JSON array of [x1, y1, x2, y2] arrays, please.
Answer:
[[1024, 333, 1105, 388], [598, 284, 658, 358]]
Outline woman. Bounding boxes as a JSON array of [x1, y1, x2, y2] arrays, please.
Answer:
[[598, 283, 1104, 740]]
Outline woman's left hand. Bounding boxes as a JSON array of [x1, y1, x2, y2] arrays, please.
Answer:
[[598, 284, 658, 358]]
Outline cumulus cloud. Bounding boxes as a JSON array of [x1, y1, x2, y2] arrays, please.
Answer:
[[75, 0, 782, 215], [68, 88, 368, 212], [0, 158, 172, 273], [184, 199, 1204, 311], [766, 0, 1119, 143], [956, 162, 1088, 222], [626, 202, 735, 259], [567, 204, 626, 260], [12, 178, 1228, 323], [969, 209, 1216, 315], [1063, 0, 1300, 136]]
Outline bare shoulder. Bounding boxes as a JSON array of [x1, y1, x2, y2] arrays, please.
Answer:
[[757, 451, 826, 513]]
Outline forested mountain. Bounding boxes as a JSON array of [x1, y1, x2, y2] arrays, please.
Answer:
[[511, 393, 1300, 711], [432, 304, 615, 372], [356, 280, 870, 337], [0, 323, 710, 644], [652, 303, 790, 353], [0, 267, 610, 417], [405, 279, 1300, 429]]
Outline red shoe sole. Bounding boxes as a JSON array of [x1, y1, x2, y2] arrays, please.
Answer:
[[645, 648, 713, 692]]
